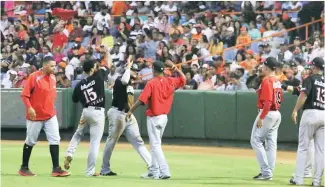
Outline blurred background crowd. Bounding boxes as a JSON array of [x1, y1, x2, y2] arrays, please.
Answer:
[[0, 1, 324, 91]]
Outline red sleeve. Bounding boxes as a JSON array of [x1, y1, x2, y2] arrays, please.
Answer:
[[259, 100, 271, 119], [170, 76, 186, 89], [21, 74, 35, 108], [138, 81, 152, 104], [260, 79, 273, 102]]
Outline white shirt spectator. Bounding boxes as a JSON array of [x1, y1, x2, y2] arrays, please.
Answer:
[[202, 27, 213, 42], [126, 9, 134, 16], [83, 25, 93, 32], [163, 4, 177, 13], [107, 72, 120, 84], [111, 53, 124, 66], [290, 2, 303, 11], [193, 74, 203, 84], [94, 12, 111, 31], [200, 48, 213, 62], [1, 70, 16, 88], [65, 64, 74, 81], [284, 50, 293, 62], [129, 29, 143, 40], [216, 84, 226, 91], [0, 19, 8, 32]]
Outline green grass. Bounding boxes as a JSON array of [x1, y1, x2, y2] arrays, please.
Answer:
[[0, 142, 317, 187]]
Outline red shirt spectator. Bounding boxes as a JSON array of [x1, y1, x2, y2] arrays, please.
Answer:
[[52, 32, 68, 51]]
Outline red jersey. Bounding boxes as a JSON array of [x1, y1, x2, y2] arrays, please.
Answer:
[[139, 76, 185, 116], [257, 76, 283, 110], [21, 71, 57, 121]]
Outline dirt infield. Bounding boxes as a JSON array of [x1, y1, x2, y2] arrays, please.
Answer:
[[1, 140, 297, 164]]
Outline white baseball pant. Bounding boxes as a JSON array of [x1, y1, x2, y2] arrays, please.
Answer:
[[66, 106, 105, 176], [25, 115, 61, 146], [101, 107, 151, 174], [293, 109, 324, 186], [250, 110, 281, 177], [147, 114, 170, 177]]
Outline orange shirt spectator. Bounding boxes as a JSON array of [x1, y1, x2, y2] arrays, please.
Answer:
[[240, 50, 258, 71], [111, 1, 128, 16], [65, 23, 73, 33], [236, 26, 251, 47]]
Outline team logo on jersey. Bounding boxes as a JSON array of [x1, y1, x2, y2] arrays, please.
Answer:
[[81, 80, 95, 90]]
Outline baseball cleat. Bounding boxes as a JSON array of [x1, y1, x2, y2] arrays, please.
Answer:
[[253, 174, 272, 181], [289, 178, 303, 185], [140, 172, 154, 179], [18, 167, 36, 176], [100, 171, 117, 176], [159, 175, 171, 180], [312, 182, 322, 187], [87, 173, 100, 177], [51, 166, 70, 177], [64, 156, 73, 170], [253, 173, 262, 179]]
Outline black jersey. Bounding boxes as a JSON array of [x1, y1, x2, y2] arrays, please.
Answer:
[[111, 69, 134, 112], [72, 68, 107, 108], [302, 74, 324, 110]]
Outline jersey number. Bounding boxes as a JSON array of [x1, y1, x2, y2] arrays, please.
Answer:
[[83, 87, 97, 103], [316, 87, 325, 103]]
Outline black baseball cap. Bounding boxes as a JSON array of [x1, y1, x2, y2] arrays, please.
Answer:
[[153, 61, 165, 73], [83, 60, 95, 73], [311, 57, 324, 70], [264, 57, 278, 71]]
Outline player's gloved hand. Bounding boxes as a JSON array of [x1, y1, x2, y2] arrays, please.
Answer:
[[291, 110, 298, 124], [27, 107, 36, 121]]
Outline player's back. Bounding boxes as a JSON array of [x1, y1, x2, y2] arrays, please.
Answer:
[[73, 70, 105, 108], [143, 76, 185, 116], [257, 76, 283, 110], [302, 74, 324, 110]]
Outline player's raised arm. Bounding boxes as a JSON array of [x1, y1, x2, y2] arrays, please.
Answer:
[[165, 60, 186, 89], [121, 56, 134, 85]]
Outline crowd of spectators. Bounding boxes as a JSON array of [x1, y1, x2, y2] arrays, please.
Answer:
[[0, 1, 324, 92]]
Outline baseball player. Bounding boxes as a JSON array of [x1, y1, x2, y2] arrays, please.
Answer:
[[64, 59, 107, 177], [100, 56, 151, 176], [126, 60, 186, 179], [290, 57, 324, 186], [18, 56, 69, 177], [250, 57, 283, 180], [283, 72, 315, 179]]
